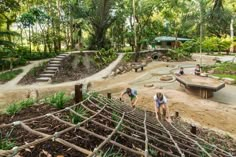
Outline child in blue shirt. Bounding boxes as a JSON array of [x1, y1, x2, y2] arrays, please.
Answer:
[[120, 88, 138, 108]]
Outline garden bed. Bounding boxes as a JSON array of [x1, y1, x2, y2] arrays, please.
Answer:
[[0, 94, 235, 156], [18, 62, 47, 85], [52, 52, 117, 83]]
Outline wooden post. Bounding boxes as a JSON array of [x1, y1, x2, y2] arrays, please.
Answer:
[[75, 84, 83, 103], [107, 93, 111, 99], [190, 124, 197, 135], [175, 111, 179, 118]]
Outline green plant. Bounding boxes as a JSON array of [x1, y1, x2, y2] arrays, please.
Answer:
[[70, 107, 88, 124], [0, 69, 23, 82], [0, 128, 15, 150], [19, 98, 35, 108], [5, 98, 35, 115], [111, 112, 123, 131], [123, 52, 133, 62], [148, 148, 157, 156], [46, 92, 71, 109], [5, 103, 20, 115]]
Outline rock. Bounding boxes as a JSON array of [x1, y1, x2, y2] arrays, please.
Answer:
[[116, 69, 121, 74], [144, 84, 154, 87], [118, 66, 124, 72], [160, 75, 173, 81], [162, 56, 167, 59], [222, 78, 236, 85], [110, 71, 115, 76], [208, 75, 220, 80]]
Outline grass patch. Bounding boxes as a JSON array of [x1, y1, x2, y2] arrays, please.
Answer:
[[5, 98, 35, 115], [212, 74, 236, 80], [0, 69, 23, 83], [45, 92, 72, 109]]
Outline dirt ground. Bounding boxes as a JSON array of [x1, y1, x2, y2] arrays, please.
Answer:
[[90, 61, 236, 139]]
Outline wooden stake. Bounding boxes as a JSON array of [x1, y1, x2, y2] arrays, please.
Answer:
[[190, 124, 197, 135], [107, 93, 111, 99], [75, 84, 83, 103], [175, 111, 179, 118]]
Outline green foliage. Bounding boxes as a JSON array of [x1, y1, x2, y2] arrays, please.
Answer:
[[166, 49, 191, 61], [213, 62, 236, 73], [17, 46, 58, 60], [5, 103, 20, 115], [212, 74, 236, 81], [181, 37, 232, 53], [148, 148, 158, 156], [46, 92, 71, 109], [18, 98, 35, 108], [70, 107, 88, 124], [0, 69, 23, 82], [5, 98, 35, 115], [111, 111, 123, 131], [123, 52, 133, 62], [93, 48, 117, 67], [0, 128, 15, 150]]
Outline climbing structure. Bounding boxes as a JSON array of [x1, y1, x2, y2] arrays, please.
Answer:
[[0, 94, 233, 157]]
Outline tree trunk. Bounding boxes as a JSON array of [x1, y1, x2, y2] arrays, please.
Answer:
[[29, 26, 32, 53], [230, 18, 234, 53]]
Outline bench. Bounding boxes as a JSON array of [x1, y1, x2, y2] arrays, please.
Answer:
[[133, 64, 145, 72]]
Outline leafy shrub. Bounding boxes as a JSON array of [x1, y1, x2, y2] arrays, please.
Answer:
[[123, 52, 133, 62], [0, 128, 15, 150], [16, 46, 59, 60], [46, 92, 71, 109], [70, 107, 88, 124], [19, 98, 35, 108], [93, 48, 117, 67], [5, 98, 35, 115]]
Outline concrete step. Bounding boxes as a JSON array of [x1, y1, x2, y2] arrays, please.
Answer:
[[36, 77, 51, 82], [56, 55, 67, 59], [50, 60, 61, 64], [60, 53, 69, 56], [51, 58, 64, 61], [44, 70, 57, 74], [48, 64, 61, 67], [46, 67, 59, 71], [39, 73, 55, 77]]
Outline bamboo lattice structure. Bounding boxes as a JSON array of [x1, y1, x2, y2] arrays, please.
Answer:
[[0, 93, 233, 157]]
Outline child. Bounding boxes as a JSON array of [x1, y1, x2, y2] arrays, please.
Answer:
[[120, 88, 138, 108], [194, 64, 201, 75], [179, 67, 184, 75], [153, 92, 171, 122]]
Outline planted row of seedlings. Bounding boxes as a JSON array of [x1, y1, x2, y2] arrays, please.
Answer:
[[0, 92, 235, 157]]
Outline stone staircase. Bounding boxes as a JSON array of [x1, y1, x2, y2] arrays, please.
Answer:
[[36, 53, 70, 82]]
